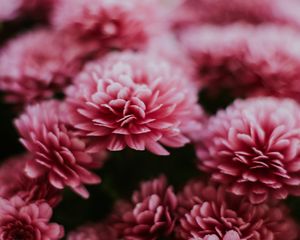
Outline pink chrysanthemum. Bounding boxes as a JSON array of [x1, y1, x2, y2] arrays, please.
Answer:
[[67, 223, 117, 240], [0, 28, 98, 104], [0, 196, 64, 240], [0, 154, 62, 207], [15, 100, 101, 198], [171, 0, 300, 30], [196, 97, 300, 204], [51, 0, 164, 50], [112, 176, 177, 240], [176, 179, 208, 217], [176, 181, 298, 240], [66, 52, 202, 155], [181, 24, 300, 101]]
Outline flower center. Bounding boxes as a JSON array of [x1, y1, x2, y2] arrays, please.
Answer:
[[101, 83, 150, 127], [3, 221, 35, 240]]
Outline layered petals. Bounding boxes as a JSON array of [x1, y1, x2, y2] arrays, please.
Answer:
[[66, 52, 203, 155], [0, 196, 64, 240], [15, 100, 102, 198], [111, 176, 177, 240], [176, 181, 298, 240], [196, 97, 300, 203]]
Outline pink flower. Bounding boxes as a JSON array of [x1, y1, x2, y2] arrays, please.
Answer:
[[15, 100, 101, 198], [176, 179, 209, 217], [0, 28, 98, 104], [0, 196, 64, 240], [171, 0, 300, 30], [176, 181, 298, 240], [66, 52, 202, 155], [0, 154, 62, 207], [67, 223, 117, 240], [181, 24, 300, 102], [196, 97, 300, 204], [112, 176, 177, 240], [51, 0, 164, 50]]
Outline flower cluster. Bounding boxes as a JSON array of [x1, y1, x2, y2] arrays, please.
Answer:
[[67, 177, 299, 240], [1, 0, 300, 239], [176, 180, 298, 240]]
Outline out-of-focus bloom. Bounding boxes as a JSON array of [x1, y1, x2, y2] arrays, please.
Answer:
[[0, 0, 55, 21], [0, 154, 62, 207], [66, 52, 203, 155], [181, 24, 300, 101], [171, 0, 300, 30], [145, 34, 195, 75], [196, 97, 300, 204], [0, 196, 64, 240], [176, 179, 208, 217], [0, 28, 98, 104], [0, 154, 28, 198], [15, 100, 101, 198], [51, 0, 165, 50], [112, 176, 177, 240], [176, 181, 298, 240], [67, 223, 117, 240]]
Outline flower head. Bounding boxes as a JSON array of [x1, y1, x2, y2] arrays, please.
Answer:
[[15, 100, 101, 198], [0, 196, 64, 240], [0, 28, 97, 104], [112, 176, 177, 240], [67, 223, 117, 240], [181, 24, 300, 102], [176, 181, 298, 240], [51, 0, 164, 50], [0, 154, 62, 207], [196, 97, 300, 203], [66, 52, 202, 155]]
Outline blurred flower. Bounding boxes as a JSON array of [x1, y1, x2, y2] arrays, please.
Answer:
[[51, 0, 165, 50], [171, 0, 300, 30], [145, 33, 195, 76], [15, 100, 101, 198], [0, 28, 98, 105], [176, 179, 209, 217], [0, 196, 64, 240], [176, 181, 298, 240], [111, 175, 177, 240], [181, 24, 300, 101], [66, 52, 203, 155], [196, 97, 300, 204], [0, 154, 62, 207], [67, 223, 117, 240]]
